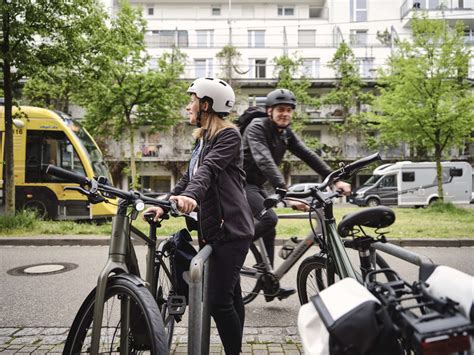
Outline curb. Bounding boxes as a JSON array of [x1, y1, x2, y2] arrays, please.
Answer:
[[0, 236, 473, 247]]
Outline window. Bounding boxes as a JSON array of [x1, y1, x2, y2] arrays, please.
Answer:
[[380, 175, 397, 188], [449, 168, 463, 177], [298, 30, 316, 47], [212, 5, 221, 15], [25, 131, 85, 183], [309, 6, 325, 18], [302, 130, 321, 140], [255, 59, 266, 78], [147, 7, 154, 16], [350, 29, 368, 46], [194, 59, 213, 77], [302, 58, 320, 78], [196, 30, 214, 48], [357, 57, 374, 78], [278, 5, 295, 16], [248, 59, 266, 78], [153, 30, 188, 48], [351, 0, 367, 22], [402, 172, 415, 182], [248, 95, 266, 107], [248, 30, 265, 47]]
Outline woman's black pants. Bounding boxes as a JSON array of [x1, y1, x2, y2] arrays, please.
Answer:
[[207, 237, 252, 355]]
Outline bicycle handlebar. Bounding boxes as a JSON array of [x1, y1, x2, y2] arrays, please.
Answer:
[[46, 164, 177, 213], [46, 165, 90, 186], [263, 152, 382, 210]]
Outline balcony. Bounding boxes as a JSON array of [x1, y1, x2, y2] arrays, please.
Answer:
[[401, 0, 474, 19]]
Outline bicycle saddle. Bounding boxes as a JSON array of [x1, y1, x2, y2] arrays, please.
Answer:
[[337, 206, 395, 238]]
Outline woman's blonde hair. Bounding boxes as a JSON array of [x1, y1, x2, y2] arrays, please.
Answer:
[[193, 113, 236, 140]]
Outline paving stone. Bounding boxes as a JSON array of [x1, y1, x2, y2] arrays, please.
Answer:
[[259, 327, 284, 335], [284, 350, 302, 355], [0, 336, 11, 345], [244, 327, 259, 335], [9, 336, 41, 345], [252, 350, 269, 355], [6, 344, 24, 350], [14, 328, 45, 337], [285, 326, 298, 335], [50, 344, 65, 353], [257, 335, 285, 343], [39, 328, 68, 336], [16, 345, 39, 353], [37, 335, 67, 345], [252, 343, 268, 350], [173, 327, 186, 335], [243, 335, 256, 343], [282, 343, 299, 350], [0, 328, 18, 336], [1, 350, 17, 355]]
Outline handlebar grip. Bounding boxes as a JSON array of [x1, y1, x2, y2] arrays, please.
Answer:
[[343, 152, 381, 175], [46, 165, 90, 186]]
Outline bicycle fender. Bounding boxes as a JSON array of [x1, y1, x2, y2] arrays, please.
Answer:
[[111, 273, 148, 288]]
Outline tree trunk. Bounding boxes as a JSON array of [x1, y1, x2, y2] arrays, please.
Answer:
[[2, 6, 15, 214], [434, 144, 444, 204], [129, 126, 138, 190]]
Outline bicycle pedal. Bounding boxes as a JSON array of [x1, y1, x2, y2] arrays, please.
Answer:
[[168, 295, 186, 316]]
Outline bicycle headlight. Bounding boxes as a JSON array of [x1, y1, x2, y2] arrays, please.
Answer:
[[135, 200, 145, 211]]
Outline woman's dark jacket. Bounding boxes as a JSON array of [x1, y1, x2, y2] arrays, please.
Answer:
[[171, 127, 254, 244], [242, 117, 332, 189]]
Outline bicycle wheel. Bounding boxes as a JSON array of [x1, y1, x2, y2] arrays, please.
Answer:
[[297, 255, 340, 304], [63, 274, 168, 354], [155, 252, 176, 349], [240, 243, 263, 304], [297, 253, 396, 304]]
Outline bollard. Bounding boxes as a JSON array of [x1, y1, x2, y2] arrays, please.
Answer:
[[188, 245, 213, 355]]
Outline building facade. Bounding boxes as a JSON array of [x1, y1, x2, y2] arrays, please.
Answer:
[[105, 0, 474, 192]]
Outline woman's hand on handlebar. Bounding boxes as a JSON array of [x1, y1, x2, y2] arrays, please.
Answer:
[[286, 199, 310, 212], [334, 181, 351, 196], [170, 195, 197, 214], [142, 206, 165, 222]]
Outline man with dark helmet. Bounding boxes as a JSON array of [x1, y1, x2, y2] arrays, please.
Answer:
[[242, 88, 351, 301]]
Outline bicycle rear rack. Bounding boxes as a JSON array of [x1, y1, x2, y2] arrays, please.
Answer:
[[367, 269, 474, 355]]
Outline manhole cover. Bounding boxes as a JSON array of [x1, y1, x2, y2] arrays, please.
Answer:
[[7, 262, 78, 276]]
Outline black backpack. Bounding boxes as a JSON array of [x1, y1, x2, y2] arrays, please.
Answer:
[[235, 106, 267, 134]]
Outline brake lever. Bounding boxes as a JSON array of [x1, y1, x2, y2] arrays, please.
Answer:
[[64, 186, 106, 204]]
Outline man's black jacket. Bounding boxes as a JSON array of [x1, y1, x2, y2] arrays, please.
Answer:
[[242, 117, 332, 189], [172, 128, 254, 244]]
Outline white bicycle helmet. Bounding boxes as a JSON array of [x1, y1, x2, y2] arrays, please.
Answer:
[[187, 77, 235, 116]]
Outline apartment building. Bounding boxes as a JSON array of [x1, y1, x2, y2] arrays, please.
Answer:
[[106, 0, 474, 191]]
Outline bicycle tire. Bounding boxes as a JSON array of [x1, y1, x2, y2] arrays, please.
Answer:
[[297, 255, 338, 304], [63, 274, 168, 354], [240, 243, 263, 305], [155, 252, 176, 349], [297, 253, 396, 304]]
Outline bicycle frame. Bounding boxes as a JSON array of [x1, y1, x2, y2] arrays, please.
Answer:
[[89, 200, 158, 354]]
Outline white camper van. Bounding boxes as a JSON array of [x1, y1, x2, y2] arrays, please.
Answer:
[[349, 161, 472, 207]]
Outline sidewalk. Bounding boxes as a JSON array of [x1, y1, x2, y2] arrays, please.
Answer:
[[0, 326, 303, 354]]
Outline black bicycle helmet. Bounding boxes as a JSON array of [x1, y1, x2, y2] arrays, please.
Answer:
[[266, 88, 296, 108]]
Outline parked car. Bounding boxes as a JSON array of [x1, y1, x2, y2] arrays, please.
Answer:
[[287, 183, 320, 203]]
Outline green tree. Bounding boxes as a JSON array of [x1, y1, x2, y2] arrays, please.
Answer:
[[1, 0, 105, 214], [273, 54, 319, 133], [372, 17, 474, 202], [322, 42, 374, 138], [79, 3, 188, 189]]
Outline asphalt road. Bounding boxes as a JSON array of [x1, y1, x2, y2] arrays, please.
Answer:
[[1, 244, 473, 328]]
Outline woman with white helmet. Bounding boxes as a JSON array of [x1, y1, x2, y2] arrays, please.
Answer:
[[144, 77, 254, 354]]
